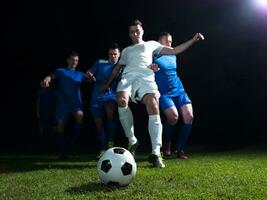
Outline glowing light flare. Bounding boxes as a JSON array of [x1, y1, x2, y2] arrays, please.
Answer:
[[254, 0, 267, 9]]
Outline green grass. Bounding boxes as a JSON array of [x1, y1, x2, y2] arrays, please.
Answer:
[[0, 147, 266, 200]]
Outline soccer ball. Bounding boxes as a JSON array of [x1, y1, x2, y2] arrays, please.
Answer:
[[97, 147, 137, 186]]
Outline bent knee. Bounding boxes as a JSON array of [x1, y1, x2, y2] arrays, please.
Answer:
[[166, 114, 178, 125], [117, 96, 128, 107], [183, 112, 194, 124], [75, 111, 83, 124]]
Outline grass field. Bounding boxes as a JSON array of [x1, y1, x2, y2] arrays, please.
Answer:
[[0, 146, 266, 200]]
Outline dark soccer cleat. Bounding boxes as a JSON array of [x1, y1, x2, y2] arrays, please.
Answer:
[[128, 141, 139, 158], [148, 154, 165, 168], [175, 150, 188, 159]]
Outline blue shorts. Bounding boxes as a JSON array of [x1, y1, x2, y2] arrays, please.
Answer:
[[159, 93, 191, 112], [90, 91, 117, 118], [55, 98, 83, 123]]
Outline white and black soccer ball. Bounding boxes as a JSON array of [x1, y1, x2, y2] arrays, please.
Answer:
[[97, 147, 137, 186]]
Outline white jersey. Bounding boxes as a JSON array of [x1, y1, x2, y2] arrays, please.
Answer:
[[119, 40, 163, 77]]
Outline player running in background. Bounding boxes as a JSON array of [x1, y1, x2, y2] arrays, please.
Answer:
[[40, 51, 89, 159], [86, 43, 121, 158], [153, 32, 204, 159]]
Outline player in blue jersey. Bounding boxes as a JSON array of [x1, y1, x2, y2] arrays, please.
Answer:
[[153, 32, 204, 159], [102, 19, 204, 168], [40, 51, 89, 158], [86, 43, 121, 158]]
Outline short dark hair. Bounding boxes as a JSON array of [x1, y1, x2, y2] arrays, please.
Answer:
[[108, 42, 120, 51], [158, 32, 171, 40], [67, 50, 79, 58], [128, 19, 143, 28]]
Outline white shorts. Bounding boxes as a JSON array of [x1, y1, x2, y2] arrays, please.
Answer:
[[116, 73, 160, 103]]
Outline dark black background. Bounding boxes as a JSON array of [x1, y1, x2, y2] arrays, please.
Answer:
[[4, 0, 267, 153]]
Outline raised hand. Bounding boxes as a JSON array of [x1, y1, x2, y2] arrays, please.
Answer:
[[193, 33, 205, 41]]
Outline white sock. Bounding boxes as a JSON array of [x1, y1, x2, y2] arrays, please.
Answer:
[[118, 106, 137, 145], [148, 114, 162, 156]]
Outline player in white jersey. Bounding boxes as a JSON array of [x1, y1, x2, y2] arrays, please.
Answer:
[[102, 19, 204, 168]]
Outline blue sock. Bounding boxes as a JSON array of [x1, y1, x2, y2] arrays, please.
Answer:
[[163, 121, 175, 144], [106, 119, 116, 144], [57, 132, 68, 157], [97, 130, 106, 151], [176, 123, 192, 151]]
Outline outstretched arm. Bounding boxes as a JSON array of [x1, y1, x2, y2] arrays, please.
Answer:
[[160, 33, 204, 55], [100, 64, 124, 92]]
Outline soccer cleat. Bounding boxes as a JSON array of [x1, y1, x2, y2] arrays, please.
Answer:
[[128, 141, 139, 158], [148, 154, 165, 168], [175, 150, 188, 159]]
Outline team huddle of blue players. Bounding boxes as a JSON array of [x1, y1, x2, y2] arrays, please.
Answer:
[[39, 19, 204, 168]]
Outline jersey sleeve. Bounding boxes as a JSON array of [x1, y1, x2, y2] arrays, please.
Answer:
[[149, 41, 164, 55]]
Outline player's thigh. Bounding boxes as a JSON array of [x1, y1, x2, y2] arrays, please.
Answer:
[[174, 93, 193, 123], [138, 79, 160, 103], [117, 76, 132, 106]]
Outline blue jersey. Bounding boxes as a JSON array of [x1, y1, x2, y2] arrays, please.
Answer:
[[90, 59, 118, 118], [53, 67, 85, 103], [154, 55, 185, 96], [90, 59, 118, 101]]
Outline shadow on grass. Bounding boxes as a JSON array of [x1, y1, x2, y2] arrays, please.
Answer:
[[0, 155, 97, 173], [66, 181, 128, 194]]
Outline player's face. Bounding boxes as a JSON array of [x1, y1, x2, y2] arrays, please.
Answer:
[[108, 48, 120, 64], [159, 35, 172, 47], [67, 56, 79, 69], [129, 24, 144, 44]]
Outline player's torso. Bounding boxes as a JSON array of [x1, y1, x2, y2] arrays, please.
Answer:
[[55, 68, 84, 97], [122, 41, 161, 75], [95, 60, 116, 86], [154, 55, 184, 95], [91, 60, 117, 99]]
